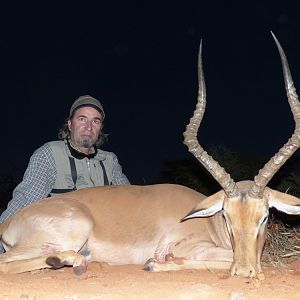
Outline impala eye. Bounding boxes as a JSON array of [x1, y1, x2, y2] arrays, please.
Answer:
[[223, 213, 232, 230], [260, 215, 269, 226], [222, 211, 229, 223]]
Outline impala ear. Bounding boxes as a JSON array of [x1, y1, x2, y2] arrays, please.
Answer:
[[266, 188, 300, 215], [181, 190, 225, 221]]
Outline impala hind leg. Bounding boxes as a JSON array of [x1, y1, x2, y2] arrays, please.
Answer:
[[0, 249, 87, 274], [46, 250, 88, 275]]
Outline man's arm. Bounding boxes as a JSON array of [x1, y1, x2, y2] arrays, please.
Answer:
[[0, 143, 56, 223], [111, 153, 130, 185]]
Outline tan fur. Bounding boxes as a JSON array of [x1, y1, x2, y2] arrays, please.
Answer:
[[0, 184, 233, 275]]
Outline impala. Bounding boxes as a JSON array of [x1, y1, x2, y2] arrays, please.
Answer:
[[0, 33, 300, 278]]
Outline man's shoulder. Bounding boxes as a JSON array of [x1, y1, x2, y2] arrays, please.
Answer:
[[95, 149, 116, 161], [33, 141, 65, 155], [46, 140, 65, 148]]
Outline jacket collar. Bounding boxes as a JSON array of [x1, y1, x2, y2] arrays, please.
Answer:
[[66, 139, 97, 160]]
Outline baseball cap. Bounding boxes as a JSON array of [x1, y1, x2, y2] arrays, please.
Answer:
[[69, 95, 105, 119]]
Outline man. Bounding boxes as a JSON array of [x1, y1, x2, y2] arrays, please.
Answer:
[[0, 95, 129, 225]]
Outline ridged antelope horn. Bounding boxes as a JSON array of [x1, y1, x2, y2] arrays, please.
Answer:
[[183, 41, 238, 197], [249, 32, 300, 198]]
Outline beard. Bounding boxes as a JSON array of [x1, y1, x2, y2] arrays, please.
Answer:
[[79, 136, 96, 148]]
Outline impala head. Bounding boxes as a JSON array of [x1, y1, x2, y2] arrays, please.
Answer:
[[182, 33, 300, 277]]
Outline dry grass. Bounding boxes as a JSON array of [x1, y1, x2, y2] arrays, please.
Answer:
[[262, 216, 300, 267]]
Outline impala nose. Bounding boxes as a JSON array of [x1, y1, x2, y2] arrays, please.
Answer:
[[230, 263, 257, 278]]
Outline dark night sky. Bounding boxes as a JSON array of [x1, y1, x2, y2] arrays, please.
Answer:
[[1, 1, 300, 185]]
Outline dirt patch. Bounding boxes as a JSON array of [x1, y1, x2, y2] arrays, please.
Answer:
[[0, 260, 299, 299]]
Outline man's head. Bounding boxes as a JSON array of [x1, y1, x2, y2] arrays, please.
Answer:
[[58, 95, 106, 151]]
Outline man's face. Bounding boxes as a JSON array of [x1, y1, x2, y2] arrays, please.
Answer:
[[68, 106, 103, 149]]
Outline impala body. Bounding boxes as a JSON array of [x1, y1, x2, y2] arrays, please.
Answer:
[[1, 33, 300, 278]]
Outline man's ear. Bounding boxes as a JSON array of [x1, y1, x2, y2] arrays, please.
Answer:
[[68, 119, 72, 131]]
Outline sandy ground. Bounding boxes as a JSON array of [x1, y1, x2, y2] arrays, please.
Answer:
[[0, 260, 299, 300]]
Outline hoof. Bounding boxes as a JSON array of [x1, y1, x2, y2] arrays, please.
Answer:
[[74, 264, 87, 275], [46, 256, 64, 269], [73, 257, 88, 276], [143, 259, 160, 272]]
